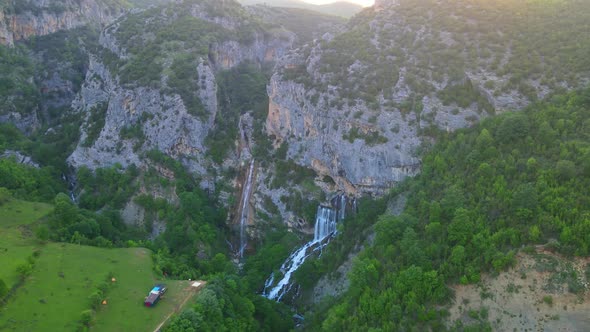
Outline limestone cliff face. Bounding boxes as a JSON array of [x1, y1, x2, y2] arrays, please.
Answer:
[[68, 3, 292, 175], [209, 35, 290, 70], [0, 10, 11, 45], [0, 0, 126, 46], [68, 56, 217, 175], [265, 0, 589, 195], [266, 69, 421, 196]]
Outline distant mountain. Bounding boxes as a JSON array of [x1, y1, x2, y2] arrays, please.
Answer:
[[249, 5, 345, 44], [237, 0, 363, 18]]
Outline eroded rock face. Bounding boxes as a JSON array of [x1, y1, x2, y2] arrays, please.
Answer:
[[67, 56, 217, 175], [0, 10, 12, 45], [209, 35, 291, 70], [0, 0, 126, 46], [264, 0, 588, 195], [0, 111, 40, 134], [67, 4, 292, 176], [266, 70, 421, 196]]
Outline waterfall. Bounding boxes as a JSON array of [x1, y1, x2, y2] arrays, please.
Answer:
[[238, 160, 255, 258], [63, 173, 77, 204], [263, 239, 327, 301], [264, 194, 351, 302], [314, 206, 337, 241]]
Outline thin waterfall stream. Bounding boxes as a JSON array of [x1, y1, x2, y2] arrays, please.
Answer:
[[238, 159, 255, 258]]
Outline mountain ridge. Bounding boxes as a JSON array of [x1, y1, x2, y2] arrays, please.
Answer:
[[238, 0, 363, 17]]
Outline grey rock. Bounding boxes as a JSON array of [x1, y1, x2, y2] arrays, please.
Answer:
[[0, 111, 40, 134], [0, 0, 126, 46], [1, 150, 40, 168]]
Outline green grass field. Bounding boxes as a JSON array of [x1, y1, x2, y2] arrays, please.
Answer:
[[0, 200, 52, 288], [0, 200, 53, 228], [0, 200, 199, 332], [93, 278, 192, 332]]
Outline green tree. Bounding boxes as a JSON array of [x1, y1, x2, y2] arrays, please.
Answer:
[[448, 208, 473, 246], [556, 160, 576, 181], [35, 224, 50, 241], [52, 193, 78, 228]]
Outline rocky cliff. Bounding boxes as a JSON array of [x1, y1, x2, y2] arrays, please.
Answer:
[[68, 56, 217, 173], [0, 0, 129, 46], [266, 64, 421, 196], [266, 0, 590, 195], [68, 0, 293, 175]]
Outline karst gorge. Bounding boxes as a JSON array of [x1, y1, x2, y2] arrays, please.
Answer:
[[0, 0, 589, 331]]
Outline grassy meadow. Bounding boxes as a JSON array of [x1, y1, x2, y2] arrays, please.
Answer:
[[0, 200, 197, 332], [0, 200, 52, 288]]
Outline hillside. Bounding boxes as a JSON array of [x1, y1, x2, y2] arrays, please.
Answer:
[[238, 0, 363, 18], [246, 5, 345, 45], [268, 0, 590, 195], [0, 199, 52, 288], [0, 199, 197, 332], [292, 87, 590, 330]]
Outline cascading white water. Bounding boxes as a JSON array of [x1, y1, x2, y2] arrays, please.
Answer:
[[264, 202, 346, 301], [238, 160, 255, 258], [264, 240, 323, 301], [314, 206, 337, 241]]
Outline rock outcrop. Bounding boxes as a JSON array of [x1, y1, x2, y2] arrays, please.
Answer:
[[266, 72, 421, 196], [0, 0, 127, 46], [1, 150, 40, 168], [67, 56, 217, 174]]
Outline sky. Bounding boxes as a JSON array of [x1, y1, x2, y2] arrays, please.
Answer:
[[302, 0, 375, 7]]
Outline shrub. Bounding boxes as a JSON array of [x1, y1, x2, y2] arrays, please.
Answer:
[[543, 295, 553, 306], [16, 263, 32, 279], [0, 278, 7, 298], [0, 187, 12, 205], [80, 309, 94, 327]]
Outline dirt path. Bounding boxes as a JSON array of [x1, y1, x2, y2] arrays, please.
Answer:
[[153, 281, 206, 332]]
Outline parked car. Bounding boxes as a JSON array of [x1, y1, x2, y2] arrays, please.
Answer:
[[144, 284, 167, 307]]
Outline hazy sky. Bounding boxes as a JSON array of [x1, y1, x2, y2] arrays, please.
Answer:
[[302, 0, 375, 7]]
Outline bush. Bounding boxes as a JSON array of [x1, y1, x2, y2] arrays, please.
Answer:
[[88, 290, 103, 310], [0, 187, 12, 205], [35, 225, 50, 241], [0, 278, 7, 298], [543, 295, 553, 306], [80, 309, 94, 327], [15, 263, 33, 279]]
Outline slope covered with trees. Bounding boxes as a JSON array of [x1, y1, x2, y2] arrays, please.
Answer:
[[287, 0, 590, 108], [292, 87, 590, 330]]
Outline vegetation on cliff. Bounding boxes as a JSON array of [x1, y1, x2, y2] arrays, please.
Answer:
[[283, 0, 590, 112], [295, 87, 590, 330]]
